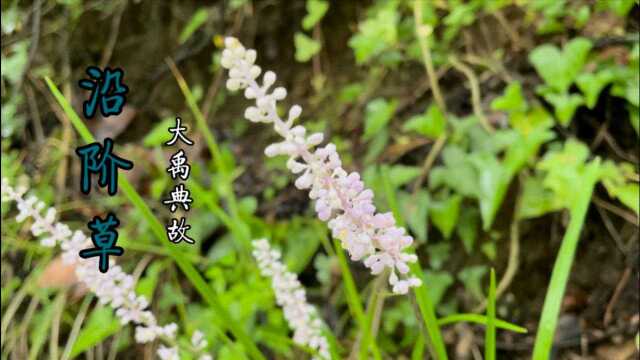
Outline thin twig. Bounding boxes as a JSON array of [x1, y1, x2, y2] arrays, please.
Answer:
[[413, 1, 447, 113], [592, 196, 639, 226], [595, 204, 626, 253], [100, 0, 128, 68], [603, 267, 631, 326], [474, 177, 523, 313], [412, 134, 447, 194], [449, 55, 494, 133]]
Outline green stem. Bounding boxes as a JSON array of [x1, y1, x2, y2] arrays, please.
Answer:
[[532, 159, 601, 359], [332, 237, 381, 359], [380, 165, 448, 359]]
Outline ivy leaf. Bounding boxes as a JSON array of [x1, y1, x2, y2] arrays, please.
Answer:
[[424, 271, 454, 306], [600, 161, 640, 215], [491, 82, 528, 114], [426, 243, 450, 270], [400, 190, 429, 243], [529, 37, 592, 93], [429, 146, 478, 198], [294, 32, 321, 62], [388, 165, 421, 187], [576, 69, 615, 109], [519, 174, 567, 219], [458, 265, 488, 301], [457, 206, 480, 253], [348, 3, 398, 64], [429, 194, 462, 239], [363, 98, 397, 140], [403, 104, 446, 139], [537, 139, 595, 209], [542, 92, 584, 127], [302, 0, 329, 30]]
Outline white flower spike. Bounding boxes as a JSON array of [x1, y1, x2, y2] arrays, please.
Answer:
[[252, 239, 330, 360], [222, 38, 422, 294]]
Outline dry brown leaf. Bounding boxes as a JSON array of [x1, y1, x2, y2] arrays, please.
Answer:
[[38, 256, 79, 288], [596, 339, 638, 360]]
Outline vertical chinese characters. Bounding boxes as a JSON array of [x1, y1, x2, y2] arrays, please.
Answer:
[[79, 213, 124, 273], [78, 66, 129, 119], [76, 137, 133, 195], [163, 117, 195, 244], [76, 66, 133, 272]]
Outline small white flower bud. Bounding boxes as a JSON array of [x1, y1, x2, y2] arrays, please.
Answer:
[[249, 65, 262, 79], [226, 78, 240, 91], [273, 87, 287, 100], [244, 87, 257, 99], [245, 49, 257, 64], [265, 144, 281, 157], [306, 133, 324, 146], [263, 71, 276, 88]]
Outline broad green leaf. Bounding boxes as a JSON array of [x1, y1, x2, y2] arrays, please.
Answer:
[[576, 70, 615, 108], [600, 161, 640, 215], [302, 0, 329, 30], [519, 174, 565, 219], [509, 106, 554, 137], [179, 8, 208, 44], [294, 32, 321, 62], [457, 206, 479, 253], [543, 92, 584, 127], [458, 265, 488, 301], [529, 38, 592, 93], [430, 146, 478, 198], [424, 270, 454, 306], [348, 3, 398, 63], [403, 104, 446, 139], [469, 153, 506, 229], [426, 243, 450, 270], [491, 82, 528, 114], [538, 139, 591, 207], [429, 194, 462, 239], [70, 306, 121, 357], [400, 190, 429, 243], [388, 165, 421, 188], [363, 98, 397, 140]]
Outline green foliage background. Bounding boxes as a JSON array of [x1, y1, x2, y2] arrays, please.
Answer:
[[2, 0, 639, 359]]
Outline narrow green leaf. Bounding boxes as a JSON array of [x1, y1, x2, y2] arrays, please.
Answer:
[[532, 158, 602, 359], [179, 8, 209, 44], [485, 268, 496, 360], [438, 313, 527, 334]]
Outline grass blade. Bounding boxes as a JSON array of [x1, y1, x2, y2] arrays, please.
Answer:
[[333, 237, 382, 359], [44, 77, 265, 360], [380, 165, 448, 360], [437, 314, 527, 334], [532, 159, 601, 359], [485, 268, 496, 360]]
